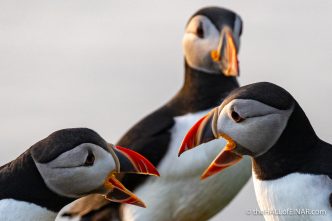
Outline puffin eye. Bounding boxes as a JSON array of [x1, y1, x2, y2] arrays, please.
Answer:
[[231, 110, 244, 123], [84, 151, 95, 166], [196, 21, 204, 38]]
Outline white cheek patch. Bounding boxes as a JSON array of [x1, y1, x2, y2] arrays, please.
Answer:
[[232, 16, 242, 48], [217, 99, 294, 156], [183, 15, 220, 73], [232, 113, 290, 156], [35, 144, 116, 198], [231, 99, 279, 119], [46, 146, 88, 169]]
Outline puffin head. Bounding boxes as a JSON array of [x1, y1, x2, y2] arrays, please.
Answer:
[[183, 7, 242, 76], [31, 128, 159, 207], [179, 82, 298, 179]]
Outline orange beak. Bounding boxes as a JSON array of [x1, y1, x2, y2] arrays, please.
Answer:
[[104, 173, 147, 208], [178, 108, 243, 180], [210, 26, 239, 77], [200, 134, 242, 180], [103, 145, 160, 207]]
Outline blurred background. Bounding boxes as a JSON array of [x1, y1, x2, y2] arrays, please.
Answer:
[[0, 0, 331, 220]]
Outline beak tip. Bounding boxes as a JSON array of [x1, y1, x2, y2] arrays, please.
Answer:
[[178, 141, 190, 157], [144, 170, 160, 177], [177, 148, 185, 157], [178, 128, 199, 157], [114, 145, 160, 177], [145, 167, 160, 177], [148, 166, 160, 177], [200, 171, 211, 180], [135, 201, 147, 208]]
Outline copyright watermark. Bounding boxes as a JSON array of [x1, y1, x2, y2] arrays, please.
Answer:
[[246, 208, 327, 216]]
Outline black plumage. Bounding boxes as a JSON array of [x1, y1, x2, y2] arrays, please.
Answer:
[[0, 151, 73, 212], [192, 7, 242, 34], [253, 102, 332, 181], [32, 128, 108, 163]]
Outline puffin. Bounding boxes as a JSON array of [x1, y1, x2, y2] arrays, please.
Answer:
[[0, 128, 159, 221], [179, 82, 332, 221], [59, 7, 251, 221]]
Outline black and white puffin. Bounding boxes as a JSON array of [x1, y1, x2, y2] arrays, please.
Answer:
[[59, 7, 251, 221], [179, 82, 332, 221], [0, 128, 158, 221]]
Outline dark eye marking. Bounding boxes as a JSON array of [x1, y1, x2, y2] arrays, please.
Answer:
[[196, 21, 204, 38], [84, 151, 95, 166], [231, 110, 245, 123]]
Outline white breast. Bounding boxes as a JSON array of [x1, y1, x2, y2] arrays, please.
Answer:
[[253, 172, 332, 221], [121, 110, 252, 221], [0, 199, 56, 221]]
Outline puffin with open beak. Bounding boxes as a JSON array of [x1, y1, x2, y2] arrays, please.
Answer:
[[58, 7, 251, 221], [0, 128, 158, 221], [101, 145, 159, 208], [179, 82, 332, 221]]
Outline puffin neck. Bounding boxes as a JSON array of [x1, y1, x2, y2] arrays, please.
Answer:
[[167, 61, 239, 113], [0, 151, 73, 212], [252, 104, 326, 181]]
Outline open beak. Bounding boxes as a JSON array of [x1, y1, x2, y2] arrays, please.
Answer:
[[178, 108, 243, 180], [103, 172, 146, 207], [210, 26, 239, 77], [200, 134, 242, 180], [103, 145, 160, 207]]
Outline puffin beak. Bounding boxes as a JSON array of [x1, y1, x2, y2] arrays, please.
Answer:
[[103, 145, 160, 207], [103, 172, 147, 207], [112, 145, 160, 176], [200, 134, 242, 180], [210, 26, 239, 77], [178, 107, 219, 156], [178, 108, 243, 180]]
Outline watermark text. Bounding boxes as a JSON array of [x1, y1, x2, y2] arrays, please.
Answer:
[[246, 208, 327, 216]]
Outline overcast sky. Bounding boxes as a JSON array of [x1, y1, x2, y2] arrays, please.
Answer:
[[0, 1, 331, 220]]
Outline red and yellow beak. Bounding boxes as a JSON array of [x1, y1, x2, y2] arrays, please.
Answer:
[[112, 145, 160, 176], [178, 108, 243, 180], [200, 134, 242, 180], [178, 108, 219, 156], [210, 26, 239, 77], [103, 145, 160, 207]]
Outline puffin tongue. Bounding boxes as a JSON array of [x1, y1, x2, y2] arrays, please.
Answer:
[[201, 134, 242, 180]]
